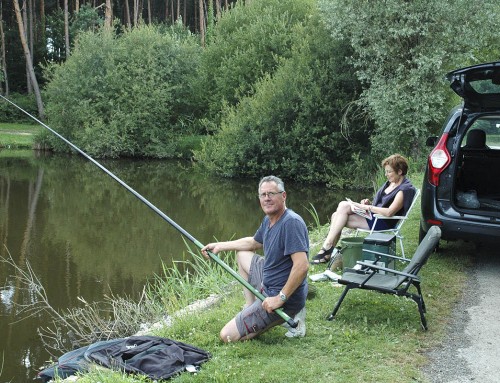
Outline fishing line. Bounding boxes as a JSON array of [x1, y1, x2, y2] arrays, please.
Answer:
[[0, 94, 297, 328]]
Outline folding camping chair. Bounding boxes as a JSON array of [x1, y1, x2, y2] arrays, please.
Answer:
[[355, 188, 420, 258], [327, 225, 441, 330]]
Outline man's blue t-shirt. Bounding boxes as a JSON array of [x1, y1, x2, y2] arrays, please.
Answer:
[[254, 209, 309, 311]]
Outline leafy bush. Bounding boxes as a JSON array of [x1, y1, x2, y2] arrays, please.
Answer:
[[0, 93, 38, 123], [195, 0, 316, 129], [44, 23, 203, 158], [195, 12, 371, 187]]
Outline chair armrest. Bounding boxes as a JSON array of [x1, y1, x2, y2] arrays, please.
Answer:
[[362, 249, 410, 263], [373, 214, 405, 220], [356, 261, 420, 280], [343, 267, 371, 275]]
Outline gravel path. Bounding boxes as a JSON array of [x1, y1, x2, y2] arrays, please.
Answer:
[[423, 245, 500, 383]]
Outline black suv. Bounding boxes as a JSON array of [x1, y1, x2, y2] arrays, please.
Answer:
[[421, 61, 500, 244]]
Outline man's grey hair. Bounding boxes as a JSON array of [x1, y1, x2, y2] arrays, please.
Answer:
[[258, 175, 285, 192]]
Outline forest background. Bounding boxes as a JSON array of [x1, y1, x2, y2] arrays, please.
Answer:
[[1, 0, 499, 189]]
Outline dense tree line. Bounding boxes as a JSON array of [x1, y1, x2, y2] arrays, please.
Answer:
[[0, 0, 235, 95], [1, 0, 499, 187]]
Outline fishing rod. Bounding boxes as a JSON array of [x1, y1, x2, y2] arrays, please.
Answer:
[[0, 94, 297, 328]]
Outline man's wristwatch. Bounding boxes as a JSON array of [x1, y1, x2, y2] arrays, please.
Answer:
[[279, 291, 287, 302]]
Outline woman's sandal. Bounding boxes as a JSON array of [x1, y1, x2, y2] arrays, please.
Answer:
[[310, 246, 335, 264]]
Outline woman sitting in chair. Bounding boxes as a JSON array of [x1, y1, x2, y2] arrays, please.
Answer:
[[311, 154, 416, 264]]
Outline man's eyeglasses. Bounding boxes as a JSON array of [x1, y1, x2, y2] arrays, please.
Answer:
[[258, 191, 284, 199]]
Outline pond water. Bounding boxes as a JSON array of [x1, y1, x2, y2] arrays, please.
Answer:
[[0, 150, 363, 382]]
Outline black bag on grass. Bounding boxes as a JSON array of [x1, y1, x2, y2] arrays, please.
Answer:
[[36, 345, 91, 382], [37, 336, 210, 381]]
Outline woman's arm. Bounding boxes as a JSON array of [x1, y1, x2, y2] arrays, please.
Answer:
[[369, 190, 404, 217]]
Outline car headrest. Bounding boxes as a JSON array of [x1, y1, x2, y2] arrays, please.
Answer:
[[465, 129, 487, 149]]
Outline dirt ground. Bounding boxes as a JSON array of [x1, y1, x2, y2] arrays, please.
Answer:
[[423, 244, 500, 383]]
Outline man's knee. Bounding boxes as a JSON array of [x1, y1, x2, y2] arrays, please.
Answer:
[[220, 321, 241, 343], [219, 328, 230, 343]]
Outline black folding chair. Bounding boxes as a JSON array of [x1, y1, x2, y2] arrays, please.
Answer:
[[327, 226, 441, 330]]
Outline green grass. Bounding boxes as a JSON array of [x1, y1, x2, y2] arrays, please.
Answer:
[[69, 172, 472, 383], [0, 122, 41, 148]]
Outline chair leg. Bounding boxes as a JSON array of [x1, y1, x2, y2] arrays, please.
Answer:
[[414, 283, 426, 313], [416, 298, 428, 330], [327, 286, 351, 321], [399, 236, 405, 258], [409, 293, 428, 330]]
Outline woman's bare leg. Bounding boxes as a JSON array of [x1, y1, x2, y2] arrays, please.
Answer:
[[320, 201, 370, 251]]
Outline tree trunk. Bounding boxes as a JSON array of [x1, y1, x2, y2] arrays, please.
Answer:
[[0, 1, 9, 95], [125, 0, 131, 29], [198, 0, 205, 46], [64, 0, 70, 57], [13, 0, 45, 119], [133, 0, 139, 26], [22, 0, 33, 93], [147, 0, 151, 24], [216, 0, 221, 19], [39, 0, 46, 55], [104, 0, 112, 29], [29, 0, 33, 56]]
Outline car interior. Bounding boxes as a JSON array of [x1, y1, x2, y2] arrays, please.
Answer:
[[455, 116, 500, 213]]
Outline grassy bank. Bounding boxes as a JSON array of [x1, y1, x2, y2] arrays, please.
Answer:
[[67, 172, 471, 383], [0, 122, 41, 149]]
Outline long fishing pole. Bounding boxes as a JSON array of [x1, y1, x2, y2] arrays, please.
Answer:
[[0, 95, 297, 328]]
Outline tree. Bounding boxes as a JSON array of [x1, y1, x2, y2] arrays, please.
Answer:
[[2, 0, 239, 95], [198, 0, 205, 46], [318, 0, 500, 158], [104, 0, 112, 29], [64, 0, 69, 57], [0, 1, 8, 95], [13, 0, 44, 118]]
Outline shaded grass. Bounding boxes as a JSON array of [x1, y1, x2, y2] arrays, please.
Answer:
[[0, 122, 41, 148], [69, 172, 472, 383]]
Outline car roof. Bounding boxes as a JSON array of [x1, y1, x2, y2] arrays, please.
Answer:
[[446, 61, 500, 111]]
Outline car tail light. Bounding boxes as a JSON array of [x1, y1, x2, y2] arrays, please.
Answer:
[[428, 133, 451, 186], [426, 219, 443, 226]]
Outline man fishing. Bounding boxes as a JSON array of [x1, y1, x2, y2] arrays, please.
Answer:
[[202, 175, 309, 342], [0, 95, 302, 339]]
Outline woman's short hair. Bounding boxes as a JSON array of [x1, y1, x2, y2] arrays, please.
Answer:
[[382, 154, 409, 176]]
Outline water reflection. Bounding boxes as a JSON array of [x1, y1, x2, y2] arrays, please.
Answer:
[[0, 150, 362, 382]]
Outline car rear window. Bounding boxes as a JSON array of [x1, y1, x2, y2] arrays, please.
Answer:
[[461, 116, 500, 149], [469, 80, 500, 95]]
